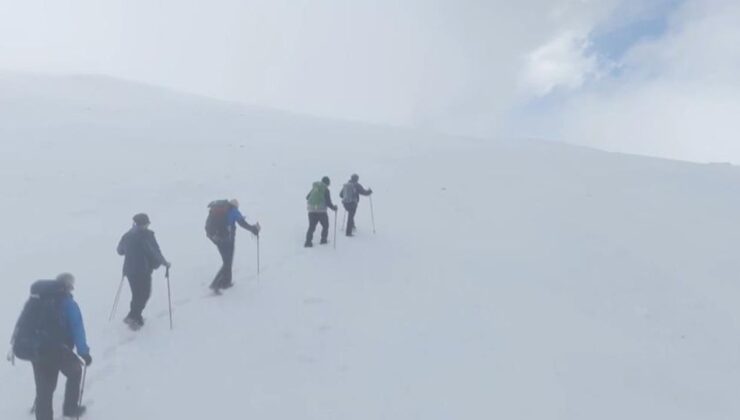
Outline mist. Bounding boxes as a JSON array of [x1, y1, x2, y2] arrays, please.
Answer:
[[1, 0, 738, 162]]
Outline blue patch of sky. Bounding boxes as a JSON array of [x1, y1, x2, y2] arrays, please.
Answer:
[[587, 0, 684, 62]]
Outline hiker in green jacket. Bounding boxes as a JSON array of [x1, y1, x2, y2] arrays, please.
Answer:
[[305, 176, 338, 247]]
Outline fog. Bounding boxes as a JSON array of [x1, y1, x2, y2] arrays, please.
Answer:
[[1, 0, 738, 162]]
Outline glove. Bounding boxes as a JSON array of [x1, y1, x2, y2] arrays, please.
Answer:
[[368, 188, 373, 195], [81, 354, 92, 366], [250, 223, 261, 236], [165, 261, 172, 269]]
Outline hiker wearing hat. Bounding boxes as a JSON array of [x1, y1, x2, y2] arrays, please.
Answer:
[[339, 174, 373, 237], [116, 213, 170, 329], [205, 198, 260, 292], [305, 176, 338, 247], [11, 273, 91, 420]]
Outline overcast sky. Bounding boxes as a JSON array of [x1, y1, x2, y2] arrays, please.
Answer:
[[1, 0, 738, 162]]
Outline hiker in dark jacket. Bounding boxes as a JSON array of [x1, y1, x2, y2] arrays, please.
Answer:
[[305, 176, 338, 247], [14, 273, 92, 420], [117, 213, 170, 328], [340, 174, 372, 237], [207, 199, 260, 292]]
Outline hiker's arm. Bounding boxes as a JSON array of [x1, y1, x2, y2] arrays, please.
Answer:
[[147, 234, 169, 268], [325, 190, 337, 211], [234, 209, 259, 235], [358, 183, 372, 196], [116, 234, 126, 256], [64, 299, 90, 356]]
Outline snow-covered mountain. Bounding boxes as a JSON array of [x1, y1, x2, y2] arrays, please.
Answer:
[[1, 72, 739, 419]]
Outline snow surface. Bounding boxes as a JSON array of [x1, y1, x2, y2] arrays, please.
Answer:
[[1, 72, 739, 419]]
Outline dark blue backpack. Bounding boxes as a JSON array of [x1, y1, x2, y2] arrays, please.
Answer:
[[12, 280, 68, 361], [205, 200, 233, 241]]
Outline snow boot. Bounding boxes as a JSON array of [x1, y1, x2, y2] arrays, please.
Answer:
[[320, 238, 328, 245], [304, 241, 313, 248], [124, 316, 143, 331], [63, 405, 86, 418]]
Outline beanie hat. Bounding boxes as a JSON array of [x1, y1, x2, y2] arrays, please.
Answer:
[[56, 273, 75, 291], [321, 176, 331, 185], [133, 213, 151, 226], [350, 174, 359, 182], [229, 199, 240, 208]]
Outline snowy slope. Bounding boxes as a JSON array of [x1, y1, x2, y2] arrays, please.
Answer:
[[1, 72, 739, 419]]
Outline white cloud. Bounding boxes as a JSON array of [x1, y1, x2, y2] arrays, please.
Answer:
[[521, 31, 602, 96], [0, 0, 613, 130]]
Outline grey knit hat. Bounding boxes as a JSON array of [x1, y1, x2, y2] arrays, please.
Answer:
[[56, 273, 75, 291]]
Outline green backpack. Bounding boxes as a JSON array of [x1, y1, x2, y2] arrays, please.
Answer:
[[307, 182, 327, 209]]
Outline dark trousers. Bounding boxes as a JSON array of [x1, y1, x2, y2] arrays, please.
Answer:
[[127, 272, 152, 322], [32, 348, 82, 420], [343, 202, 358, 235], [210, 237, 235, 289], [305, 212, 329, 244]]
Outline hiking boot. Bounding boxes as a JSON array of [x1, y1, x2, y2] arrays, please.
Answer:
[[124, 316, 144, 330], [304, 242, 313, 248], [345, 232, 353, 237], [63, 405, 86, 418], [320, 238, 328, 245]]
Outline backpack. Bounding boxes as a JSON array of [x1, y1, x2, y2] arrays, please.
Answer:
[[205, 200, 232, 240], [307, 182, 327, 210], [341, 182, 359, 203], [12, 280, 68, 362]]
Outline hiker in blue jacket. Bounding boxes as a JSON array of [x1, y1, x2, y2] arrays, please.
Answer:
[[13, 273, 92, 420], [206, 199, 260, 292]]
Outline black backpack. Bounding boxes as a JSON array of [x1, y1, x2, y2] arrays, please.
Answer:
[[205, 200, 232, 240], [12, 280, 68, 362]]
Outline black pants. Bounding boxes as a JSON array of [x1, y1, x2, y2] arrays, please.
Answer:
[[211, 237, 235, 289], [343, 202, 358, 235], [32, 348, 82, 420], [305, 212, 329, 244], [127, 272, 152, 322]]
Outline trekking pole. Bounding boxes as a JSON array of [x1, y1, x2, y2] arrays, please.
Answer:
[[108, 274, 125, 322], [78, 366, 87, 420], [333, 210, 338, 249], [77, 357, 87, 420], [257, 235, 261, 276], [166, 267, 173, 330], [341, 209, 347, 231], [369, 195, 376, 234]]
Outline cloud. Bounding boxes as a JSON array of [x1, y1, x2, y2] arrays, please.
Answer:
[[1, 0, 737, 163], [521, 30, 603, 96], [0, 0, 614, 129]]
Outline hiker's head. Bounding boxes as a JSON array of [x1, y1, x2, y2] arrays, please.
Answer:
[[321, 176, 331, 186], [56, 273, 75, 291], [133, 213, 151, 228], [350, 174, 359, 182], [229, 199, 240, 208]]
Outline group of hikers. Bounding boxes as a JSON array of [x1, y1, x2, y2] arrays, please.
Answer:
[[7, 174, 373, 420]]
